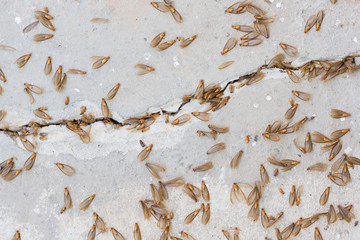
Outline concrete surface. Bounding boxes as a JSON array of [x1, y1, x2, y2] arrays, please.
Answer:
[[0, 0, 360, 239]]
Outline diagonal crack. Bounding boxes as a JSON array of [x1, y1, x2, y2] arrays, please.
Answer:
[[0, 54, 357, 140]]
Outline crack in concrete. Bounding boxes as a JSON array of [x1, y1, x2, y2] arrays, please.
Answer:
[[0, 55, 357, 139]]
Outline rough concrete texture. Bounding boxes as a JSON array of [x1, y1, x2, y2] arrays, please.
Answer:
[[0, 0, 360, 239]]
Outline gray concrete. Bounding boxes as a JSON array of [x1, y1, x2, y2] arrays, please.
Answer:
[[0, 0, 360, 239]]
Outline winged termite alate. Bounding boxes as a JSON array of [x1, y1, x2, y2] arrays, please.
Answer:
[[304, 14, 317, 33], [285, 103, 298, 120], [23, 153, 36, 171], [24, 88, 35, 104], [171, 114, 191, 126], [260, 164, 269, 185], [279, 42, 298, 57], [230, 150, 243, 169], [218, 60, 235, 69], [184, 208, 200, 224], [286, 68, 300, 83], [292, 90, 311, 101], [33, 108, 52, 120], [145, 162, 165, 179], [221, 37, 238, 55], [207, 142, 226, 154], [78, 194, 96, 211], [168, 5, 183, 23], [248, 201, 260, 221], [19, 135, 36, 152], [135, 64, 155, 75], [33, 33, 53, 42], [330, 128, 350, 139], [92, 56, 110, 69], [15, 54, 32, 68], [158, 40, 176, 51], [239, 38, 263, 47], [55, 162, 75, 176], [137, 144, 153, 161], [193, 161, 213, 172], [52, 65, 62, 86], [180, 35, 197, 48], [330, 109, 351, 118], [315, 10, 324, 31], [63, 187, 72, 210], [191, 112, 210, 121], [150, 32, 165, 48], [201, 203, 211, 224], [110, 227, 126, 240], [93, 212, 107, 233], [24, 83, 43, 95], [87, 224, 96, 240], [12, 230, 21, 240]]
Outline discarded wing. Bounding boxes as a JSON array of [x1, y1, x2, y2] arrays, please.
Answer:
[[207, 142, 226, 155]]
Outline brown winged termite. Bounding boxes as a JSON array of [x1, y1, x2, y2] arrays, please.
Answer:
[[111, 227, 126, 240], [208, 124, 229, 133], [279, 43, 298, 57], [207, 142, 226, 154], [193, 161, 213, 172], [158, 40, 176, 51], [246, 4, 265, 16], [239, 38, 263, 47], [330, 128, 350, 139], [67, 69, 87, 74], [331, 154, 347, 172], [150, 2, 170, 12], [101, 98, 111, 119], [150, 32, 165, 48], [281, 223, 295, 239], [285, 103, 298, 120], [139, 200, 150, 220], [180, 35, 197, 48], [289, 185, 296, 206], [319, 187, 330, 206], [35, 13, 55, 31], [24, 83, 43, 95], [218, 60, 235, 69], [330, 109, 351, 118], [315, 10, 324, 31], [33, 33, 53, 42], [0, 45, 16, 51], [23, 153, 36, 171], [230, 183, 246, 203], [245, 71, 265, 85], [90, 18, 109, 23], [87, 224, 96, 240], [3, 169, 22, 181], [33, 108, 52, 120], [328, 140, 342, 161], [327, 204, 337, 224], [221, 37, 238, 55], [168, 4, 183, 23], [253, 21, 269, 38], [12, 230, 21, 240], [342, 163, 351, 184], [55, 73, 67, 92], [92, 56, 110, 69], [304, 14, 317, 33], [262, 132, 280, 142], [286, 68, 300, 83], [158, 181, 169, 200], [232, 24, 254, 32], [225, 0, 252, 14], [164, 176, 184, 187], [191, 112, 210, 121], [312, 131, 332, 143], [160, 227, 170, 240], [337, 205, 354, 222], [304, 132, 313, 153], [93, 212, 107, 233], [145, 162, 165, 179], [348, 156, 360, 165], [201, 203, 211, 224], [106, 83, 120, 100], [248, 201, 260, 221], [201, 181, 210, 202], [314, 227, 323, 240], [24, 88, 35, 104], [307, 162, 328, 172], [184, 208, 200, 224], [328, 173, 345, 186], [23, 21, 39, 33], [63, 187, 72, 211], [52, 65, 62, 86], [260, 164, 269, 185], [138, 144, 153, 161], [150, 183, 162, 203], [181, 231, 196, 240], [267, 53, 285, 68], [19, 135, 36, 152], [230, 150, 243, 169], [135, 64, 155, 75], [240, 30, 259, 41], [247, 185, 260, 205], [15, 54, 32, 68], [183, 183, 200, 202], [171, 114, 190, 126], [292, 90, 311, 101], [79, 194, 96, 211], [56, 163, 75, 176], [0, 110, 6, 122]]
